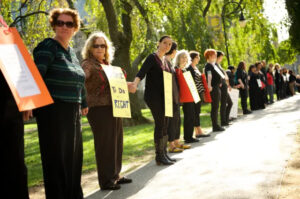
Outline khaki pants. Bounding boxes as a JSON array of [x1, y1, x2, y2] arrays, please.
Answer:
[[289, 82, 295, 95]]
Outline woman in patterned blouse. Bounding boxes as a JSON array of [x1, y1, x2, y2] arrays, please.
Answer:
[[81, 32, 133, 190]]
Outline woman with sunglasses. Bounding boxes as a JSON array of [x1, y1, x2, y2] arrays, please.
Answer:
[[81, 32, 133, 190], [33, 8, 87, 199]]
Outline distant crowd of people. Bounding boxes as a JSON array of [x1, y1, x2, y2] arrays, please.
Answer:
[[226, 60, 300, 112], [1, 7, 300, 199]]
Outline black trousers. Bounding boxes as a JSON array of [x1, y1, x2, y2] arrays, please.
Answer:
[[183, 102, 195, 141], [282, 82, 287, 98], [87, 106, 123, 188], [239, 88, 248, 113], [35, 101, 83, 199], [194, 102, 201, 127], [263, 88, 268, 103], [146, 101, 169, 142], [210, 86, 221, 129], [275, 83, 281, 100], [0, 97, 29, 199], [167, 103, 181, 142], [220, 87, 233, 124]]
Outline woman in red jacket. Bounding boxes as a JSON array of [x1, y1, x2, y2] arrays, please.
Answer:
[[175, 50, 199, 143]]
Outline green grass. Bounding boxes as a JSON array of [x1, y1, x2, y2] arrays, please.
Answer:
[[24, 102, 237, 187]]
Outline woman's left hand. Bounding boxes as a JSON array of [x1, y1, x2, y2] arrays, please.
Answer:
[[127, 82, 137, 93], [23, 110, 33, 121], [81, 107, 89, 116]]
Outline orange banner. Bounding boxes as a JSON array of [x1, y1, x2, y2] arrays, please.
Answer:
[[0, 27, 53, 111]]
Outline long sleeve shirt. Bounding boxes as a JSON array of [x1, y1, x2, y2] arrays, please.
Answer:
[[33, 38, 87, 108]]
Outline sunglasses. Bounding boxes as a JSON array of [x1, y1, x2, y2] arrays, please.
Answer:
[[55, 20, 75, 28], [93, 44, 107, 49]]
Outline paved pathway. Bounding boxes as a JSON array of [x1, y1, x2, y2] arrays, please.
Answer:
[[87, 94, 300, 199]]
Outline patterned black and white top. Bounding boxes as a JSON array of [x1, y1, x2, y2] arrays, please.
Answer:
[[187, 65, 205, 94]]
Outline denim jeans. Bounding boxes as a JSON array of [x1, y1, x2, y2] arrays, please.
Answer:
[[267, 85, 274, 103]]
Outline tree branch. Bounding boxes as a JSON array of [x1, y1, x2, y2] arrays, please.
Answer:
[[19, 0, 29, 12], [131, 0, 155, 72], [120, 0, 133, 43], [99, 0, 122, 44], [9, 11, 49, 27], [203, 0, 212, 18], [66, 0, 75, 9]]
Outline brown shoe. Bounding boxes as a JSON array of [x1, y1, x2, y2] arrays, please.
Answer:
[[168, 147, 184, 153], [175, 143, 191, 149]]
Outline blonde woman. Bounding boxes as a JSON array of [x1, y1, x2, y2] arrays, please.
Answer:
[[81, 32, 132, 190], [175, 50, 199, 143]]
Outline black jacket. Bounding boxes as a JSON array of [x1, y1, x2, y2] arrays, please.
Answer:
[[204, 63, 222, 87], [136, 53, 168, 105], [236, 68, 248, 88]]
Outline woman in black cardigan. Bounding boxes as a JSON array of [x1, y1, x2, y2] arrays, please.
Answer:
[[236, 61, 251, 114], [130, 36, 174, 165]]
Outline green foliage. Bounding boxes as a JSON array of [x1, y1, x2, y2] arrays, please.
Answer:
[[285, 0, 300, 52], [277, 39, 297, 64], [1, 0, 290, 68]]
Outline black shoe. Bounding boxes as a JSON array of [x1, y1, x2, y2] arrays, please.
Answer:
[[155, 138, 174, 166], [196, 134, 211, 138], [213, 126, 225, 132], [101, 184, 121, 191], [165, 153, 176, 162], [243, 110, 252, 114], [221, 122, 229, 126], [163, 135, 176, 162], [185, 138, 199, 143], [155, 154, 174, 165], [117, 177, 132, 184]]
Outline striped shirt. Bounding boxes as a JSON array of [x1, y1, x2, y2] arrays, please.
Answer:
[[187, 65, 205, 94], [33, 38, 87, 108], [194, 68, 205, 94]]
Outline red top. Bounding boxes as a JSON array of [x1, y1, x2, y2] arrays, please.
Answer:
[[176, 68, 194, 103], [267, 73, 274, 85], [201, 74, 212, 103]]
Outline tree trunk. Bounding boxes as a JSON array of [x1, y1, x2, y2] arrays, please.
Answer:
[[99, 0, 149, 124]]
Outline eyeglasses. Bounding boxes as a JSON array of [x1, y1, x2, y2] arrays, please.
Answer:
[[55, 20, 75, 28], [92, 44, 107, 49]]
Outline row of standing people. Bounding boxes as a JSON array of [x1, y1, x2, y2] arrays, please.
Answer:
[[225, 61, 300, 113], [130, 44, 241, 165], [4, 7, 299, 199], [2, 8, 225, 198], [1, 8, 134, 199]]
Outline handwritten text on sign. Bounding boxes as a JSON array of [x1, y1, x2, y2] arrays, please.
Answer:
[[102, 65, 131, 118], [0, 44, 41, 97], [183, 71, 200, 103], [0, 27, 53, 111], [163, 71, 173, 117]]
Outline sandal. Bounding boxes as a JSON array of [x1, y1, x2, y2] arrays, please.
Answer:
[[168, 147, 183, 153], [175, 144, 191, 149]]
